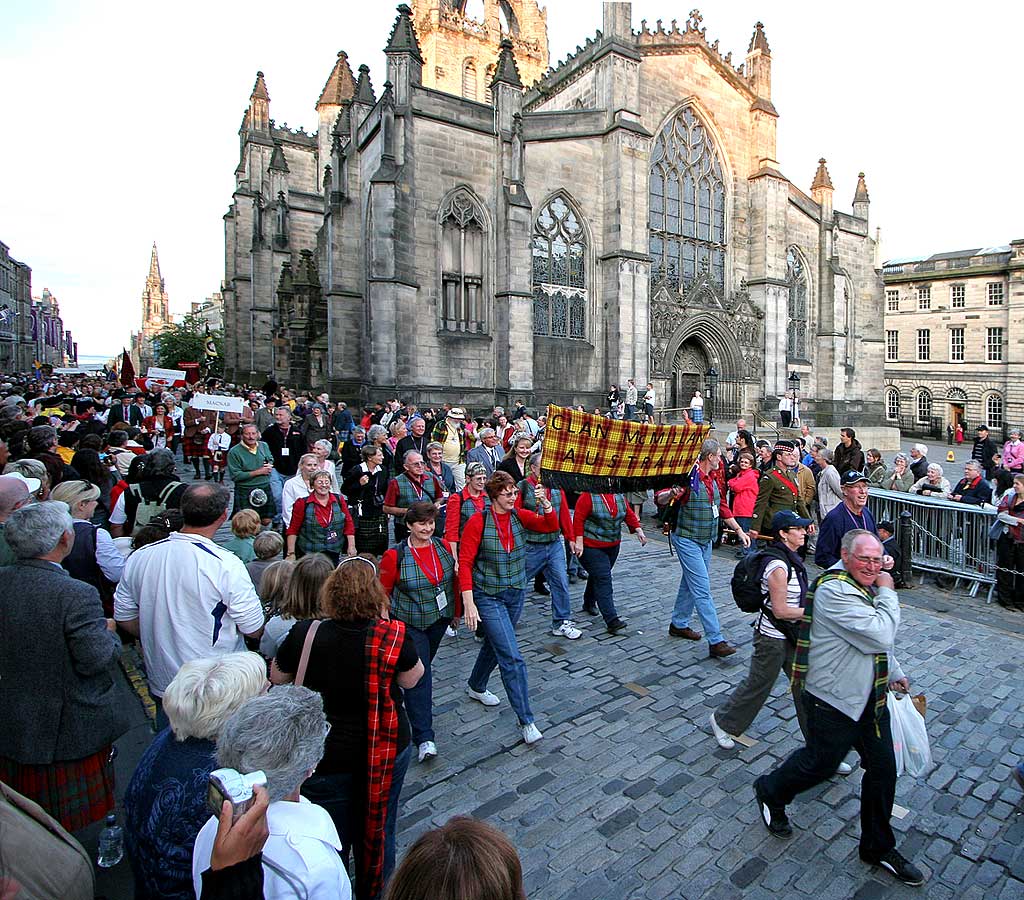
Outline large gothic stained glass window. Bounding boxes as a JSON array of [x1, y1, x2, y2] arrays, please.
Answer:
[[649, 107, 726, 290], [440, 190, 486, 334], [532, 195, 587, 339], [787, 247, 809, 359]]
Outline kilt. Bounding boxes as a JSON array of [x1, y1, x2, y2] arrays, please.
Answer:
[[355, 512, 389, 557], [183, 433, 210, 458], [0, 746, 115, 832]]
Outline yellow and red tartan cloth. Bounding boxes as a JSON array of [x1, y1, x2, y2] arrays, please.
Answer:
[[540, 405, 711, 493]]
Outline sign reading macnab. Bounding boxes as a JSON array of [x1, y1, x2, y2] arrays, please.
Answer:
[[540, 405, 710, 493]]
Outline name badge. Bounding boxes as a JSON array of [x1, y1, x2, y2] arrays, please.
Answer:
[[281, 447, 290, 457], [711, 503, 719, 519], [326, 530, 339, 543], [436, 589, 448, 613]]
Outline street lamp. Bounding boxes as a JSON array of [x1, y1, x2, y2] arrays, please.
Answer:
[[705, 366, 719, 426], [788, 371, 801, 427]]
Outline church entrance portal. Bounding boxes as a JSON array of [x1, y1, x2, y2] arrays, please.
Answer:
[[670, 339, 710, 411]]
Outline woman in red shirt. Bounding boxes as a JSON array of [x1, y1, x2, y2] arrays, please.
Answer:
[[379, 501, 457, 763], [572, 492, 646, 633], [141, 403, 175, 451], [285, 470, 356, 564], [727, 453, 760, 532]]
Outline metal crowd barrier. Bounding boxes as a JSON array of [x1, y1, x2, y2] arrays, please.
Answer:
[[866, 487, 996, 602]]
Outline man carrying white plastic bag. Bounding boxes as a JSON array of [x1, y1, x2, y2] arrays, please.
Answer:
[[888, 691, 932, 777]]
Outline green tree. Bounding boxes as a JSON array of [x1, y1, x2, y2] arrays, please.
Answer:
[[152, 313, 223, 374]]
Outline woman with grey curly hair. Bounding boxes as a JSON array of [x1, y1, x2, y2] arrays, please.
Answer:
[[884, 453, 915, 492], [191, 686, 352, 899]]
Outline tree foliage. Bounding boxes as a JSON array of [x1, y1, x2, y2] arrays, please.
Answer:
[[153, 313, 223, 374]]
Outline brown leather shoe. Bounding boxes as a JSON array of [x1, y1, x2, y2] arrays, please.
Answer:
[[708, 641, 737, 658], [669, 624, 702, 640]]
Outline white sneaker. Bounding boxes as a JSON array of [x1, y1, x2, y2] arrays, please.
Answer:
[[521, 722, 543, 744], [466, 686, 501, 707], [551, 620, 582, 640], [709, 712, 735, 749], [417, 741, 437, 763], [836, 761, 854, 775], [444, 624, 457, 638]]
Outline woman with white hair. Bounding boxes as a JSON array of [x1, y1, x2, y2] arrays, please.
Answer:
[[51, 480, 124, 615], [123, 652, 268, 900], [191, 687, 352, 900], [884, 453, 915, 492], [911, 463, 951, 499], [312, 439, 340, 493], [815, 446, 843, 519]]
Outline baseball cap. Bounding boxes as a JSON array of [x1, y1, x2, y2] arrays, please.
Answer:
[[0, 472, 42, 494], [841, 470, 870, 486], [770, 509, 812, 531]]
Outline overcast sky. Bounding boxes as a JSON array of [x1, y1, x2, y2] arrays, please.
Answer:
[[2, 0, 1019, 358]]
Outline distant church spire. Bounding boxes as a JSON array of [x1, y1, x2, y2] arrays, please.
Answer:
[[141, 242, 171, 359], [148, 241, 162, 283], [748, 21, 770, 55], [246, 71, 271, 132], [810, 158, 834, 192], [317, 51, 357, 110]]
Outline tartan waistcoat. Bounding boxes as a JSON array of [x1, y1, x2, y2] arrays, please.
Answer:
[[392, 538, 455, 629], [473, 510, 527, 595], [458, 490, 490, 531], [298, 496, 346, 553], [583, 494, 627, 544], [675, 476, 719, 544], [396, 473, 437, 508], [518, 479, 562, 544]]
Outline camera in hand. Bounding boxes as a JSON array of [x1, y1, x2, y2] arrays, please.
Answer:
[[206, 768, 268, 822]]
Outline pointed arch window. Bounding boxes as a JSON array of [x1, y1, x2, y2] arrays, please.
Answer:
[[532, 195, 587, 339], [439, 190, 486, 334], [787, 247, 809, 360], [649, 106, 726, 291], [462, 60, 477, 100]]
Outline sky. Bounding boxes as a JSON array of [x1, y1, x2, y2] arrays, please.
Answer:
[[1, 0, 1020, 358]]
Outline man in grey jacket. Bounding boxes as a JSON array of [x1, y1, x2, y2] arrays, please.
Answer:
[[754, 529, 925, 887]]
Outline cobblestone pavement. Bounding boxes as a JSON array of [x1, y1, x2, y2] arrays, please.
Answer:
[[395, 535, 1024, 899]]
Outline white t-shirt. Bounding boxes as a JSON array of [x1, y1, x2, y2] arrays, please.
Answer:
[[758, 558, 802, 640], [113, 532, 265, 696], [281, 474, 311, 529], [690, 396, 704, 410], [192, 797, 351, 900]]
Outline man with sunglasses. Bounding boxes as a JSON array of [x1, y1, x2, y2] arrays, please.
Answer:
[[754, 529, 924, 887]]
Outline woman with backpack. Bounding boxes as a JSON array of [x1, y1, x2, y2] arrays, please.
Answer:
[[710, 510, 855, 774]]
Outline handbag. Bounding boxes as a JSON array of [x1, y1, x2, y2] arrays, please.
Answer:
[[293, 620, 322, 687], [888, 691, 932, 777]]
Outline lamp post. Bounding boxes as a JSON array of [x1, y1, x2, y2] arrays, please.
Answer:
[[788, 371, 801, 427], [705, 366, 719, 427]]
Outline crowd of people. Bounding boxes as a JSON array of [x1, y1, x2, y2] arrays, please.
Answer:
[[1, 369, 1023, 898]]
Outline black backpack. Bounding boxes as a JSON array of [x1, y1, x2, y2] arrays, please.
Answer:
[[731, 547, 792, 613]]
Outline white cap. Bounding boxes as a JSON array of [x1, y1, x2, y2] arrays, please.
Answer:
[[0, 472, 42, 494]]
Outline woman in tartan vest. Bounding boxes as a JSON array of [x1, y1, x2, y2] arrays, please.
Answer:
[[443, 462, 490, 560], [380, 501, 457, 764], [458, 471, 558, 745], [285, 470, 356, 564], [572, 490, 647, 634]]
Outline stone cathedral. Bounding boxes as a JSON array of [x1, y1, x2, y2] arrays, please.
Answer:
[[220, 1, 884, 425]]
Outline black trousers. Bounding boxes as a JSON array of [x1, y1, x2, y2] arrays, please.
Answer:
[[759, 691, 897, 858]]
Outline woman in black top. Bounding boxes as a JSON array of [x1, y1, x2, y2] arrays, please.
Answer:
[[272, 557, 422, 899], [496, 434, 533, 483], [342, 445, 390, 556]]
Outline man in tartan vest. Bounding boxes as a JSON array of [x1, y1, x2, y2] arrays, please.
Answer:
[[383, 451, 443, 543], [457, 471, 558, 747], [754, 530, 924, 887], [655, 438, 750, 658]]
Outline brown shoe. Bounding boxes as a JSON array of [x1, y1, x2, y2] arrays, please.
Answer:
[[669, 624, 702, 640], [708, 641, 737, 658]]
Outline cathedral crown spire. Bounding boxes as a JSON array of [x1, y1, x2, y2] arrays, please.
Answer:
[[246, 71, 271, 132], [491, 38, 524, 89], [317, 51, 356, 110], [854, 172, 870, 203], [810, 157, 834, 192], [148, 242, 162, 282], [747, 21, 770, 55], [354, 64, 376, 105], [385, 4, 423, 62], [250, 71, 270, 102]]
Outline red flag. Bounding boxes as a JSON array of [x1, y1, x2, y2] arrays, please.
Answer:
[[119, 349, 136, 387]]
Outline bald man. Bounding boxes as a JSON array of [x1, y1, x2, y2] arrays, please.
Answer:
[[0, 473, 35, 566]]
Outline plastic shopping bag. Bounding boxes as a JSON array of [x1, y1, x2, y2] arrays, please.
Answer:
[[888, 691, 932, 777]]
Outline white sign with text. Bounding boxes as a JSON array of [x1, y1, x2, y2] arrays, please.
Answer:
[[190, 393, 244, 413]]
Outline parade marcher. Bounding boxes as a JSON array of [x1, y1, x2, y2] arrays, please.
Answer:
[[343, 444, 390, 556], [312, 439, 341, 493], [339, 425, 368, 475], [496, 434, 532, 483], [0, 501, 131, 832], [379, 501, 457, 763], [444, 460, 489, 569], [395, 416, 430, 462], [754, 530, 924, 887], [815, 471, 880, 569], [383, 451, 443, 544], [656, 438, 749, 656], [431, 407, 470, 490], [573, 486, 647, 635], [333, 401, 355, 446], [285, 471, 356, 564], [261, 406, 306, 526], [182, 404, 217, 480], [300, 403, 333, 450], [142, 402, 175, 451], [226, 423, 276, 525], [281, 453, 319, 530], [272, 564, 423, 900], [458, 472, 558, 744], [206, 420, 231, 483], [516, 453, 582, 640], [749, 440, 814, 540], [368, 424, 394, 480]]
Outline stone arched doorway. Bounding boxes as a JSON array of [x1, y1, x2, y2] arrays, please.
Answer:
[[670, 339, 710, 410]]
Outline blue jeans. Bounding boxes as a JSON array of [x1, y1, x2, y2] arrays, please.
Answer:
[[566, 538, 586, 576], [468, 588, 534, 725], [669, 533, 725, 645], [402, 617, 450, 744], [526, 540, 571, 626], [301, 741, 412, 899], [269, 468, 286, 524], [581, 544, 620, 624]]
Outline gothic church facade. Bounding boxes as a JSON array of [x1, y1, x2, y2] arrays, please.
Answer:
[[221, 1, 884, 425]]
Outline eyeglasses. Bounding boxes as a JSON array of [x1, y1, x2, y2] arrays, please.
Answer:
[[501, 487, 520, 496], [851, 554, 883, 566]]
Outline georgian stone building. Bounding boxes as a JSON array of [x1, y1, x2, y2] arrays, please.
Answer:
[[882, 240, 1024, 437], [221, 1, 884, 425]]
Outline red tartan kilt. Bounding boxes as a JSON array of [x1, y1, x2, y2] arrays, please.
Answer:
[[0, 746, 115, 832], [183, 434, 211, 457]]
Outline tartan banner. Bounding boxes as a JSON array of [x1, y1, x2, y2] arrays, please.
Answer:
[[540, 404, 711, 493]]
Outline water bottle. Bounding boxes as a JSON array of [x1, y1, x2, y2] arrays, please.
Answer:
[[97, 813, 124, 868]]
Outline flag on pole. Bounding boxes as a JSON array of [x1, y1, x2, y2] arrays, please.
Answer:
[[119, 348, 136, 388], [204, 326, 218, 359]]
